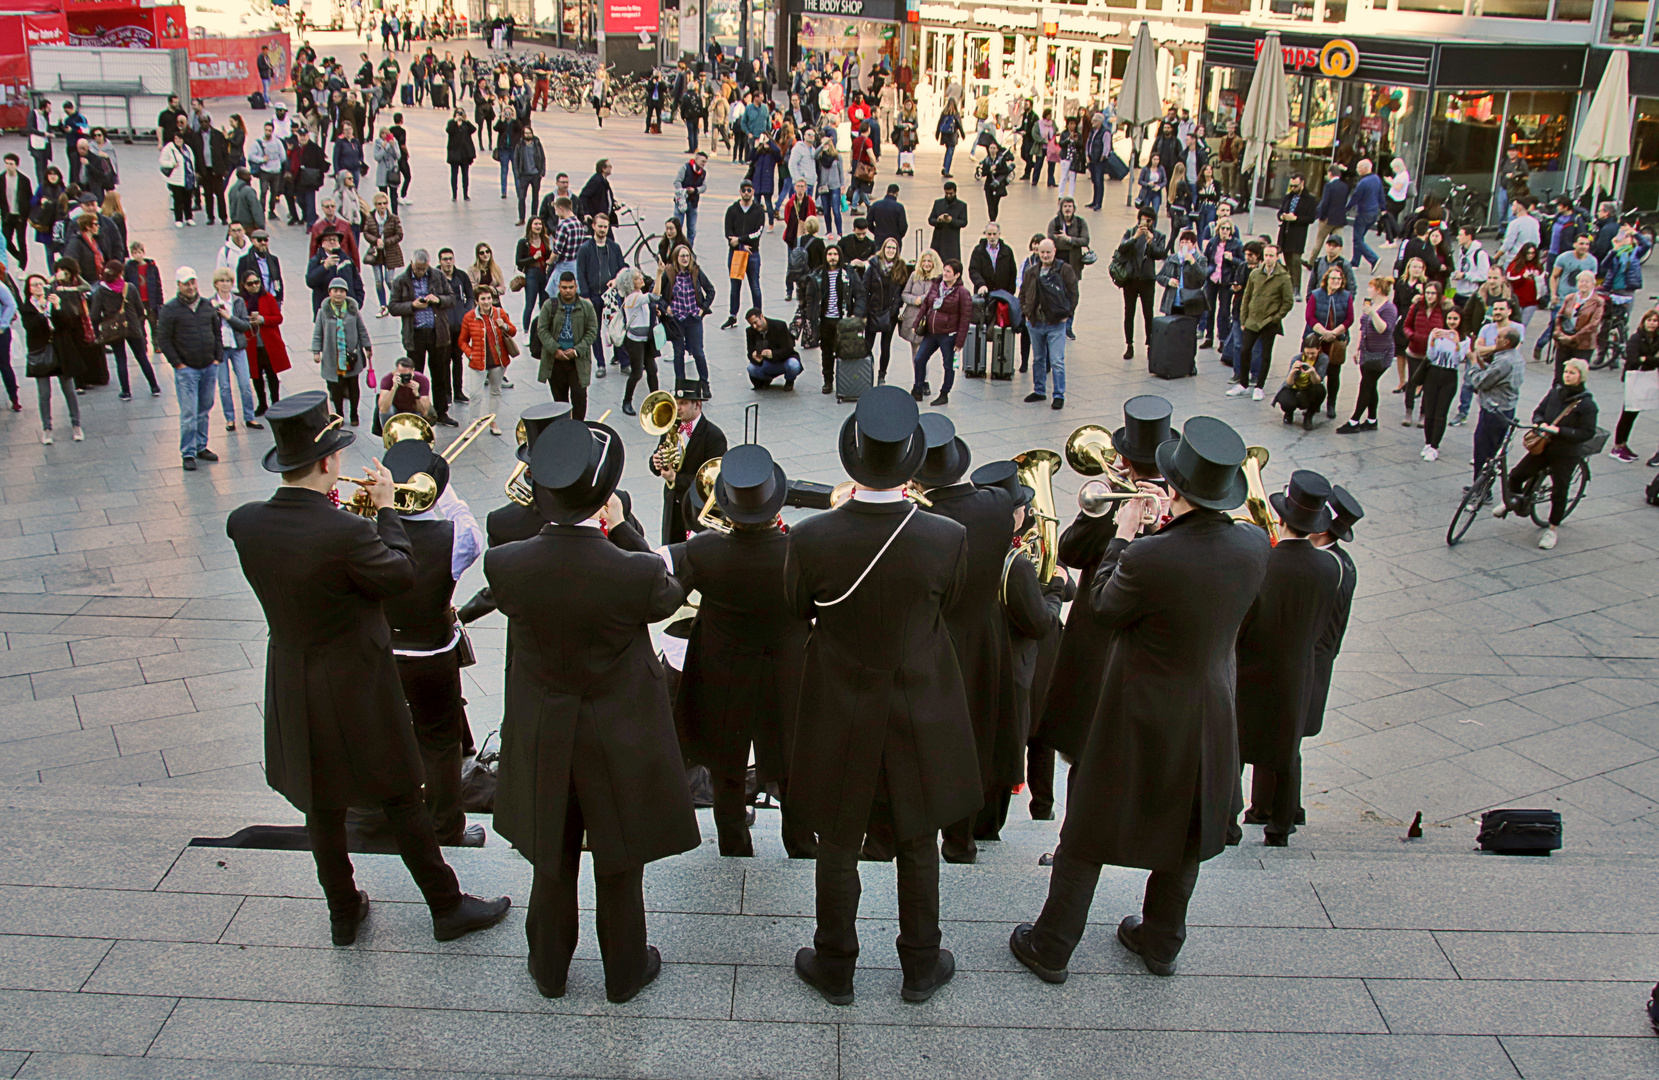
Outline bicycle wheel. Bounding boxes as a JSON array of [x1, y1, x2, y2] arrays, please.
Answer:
[[632, 233, 662, 270], [1528, 460, 1590, 528], [1448, 467, 1495, 546]]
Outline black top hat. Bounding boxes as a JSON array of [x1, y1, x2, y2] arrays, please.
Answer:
[[837, 386, 926, 490], [383, 437, 449, 515], [530, 416, 625, 525], [261, 390, 356, 473], [1154, 416, 1249, 511], [913, 413, 971, 488], [1112, 394, 1173, 466], [516, 401, 572, 466], [1269, 469, 1334, 536], [1327, 484, 1365, 543], [971, 460, 1031, 506], [714, 444, 788, 525], [673, 377, 709, 402]]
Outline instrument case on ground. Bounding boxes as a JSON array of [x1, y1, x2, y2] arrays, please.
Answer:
[[1476, 809, 1562, 855]]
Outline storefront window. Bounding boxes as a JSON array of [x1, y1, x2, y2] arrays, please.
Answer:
[[1267, 0, 1316, 21], [799, 17, 900, 88], [1425, 90, 1501, 224], [1475, 0, 1548, 18], [1604, 0, 1648, 43], [1551, 0, 1592, 21], [1397, 0, 1465, 14], [1631, 99, 1659, 211], [1324, 0, 1349, 20], [1503, 90, 1574, 206]]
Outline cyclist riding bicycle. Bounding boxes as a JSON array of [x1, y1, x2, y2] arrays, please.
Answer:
[[1493, 357, 1599, 550]]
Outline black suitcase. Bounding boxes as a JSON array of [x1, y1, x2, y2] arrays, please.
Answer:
[[1104, 151, 1129, 181], [962, 296, 991, 377], [248, 91, 268, 110], [835, 355, 873, 403], [1477, 809, 1562, 855], [431, 83, 450, 108], [1149, 315, 1197, 379], [990, 325, 1017, 379]]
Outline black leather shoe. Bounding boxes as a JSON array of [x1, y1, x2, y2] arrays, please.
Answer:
[[622, 399, 637, 416], [457, 823, 486, 847], [1023, 392, 1046, 403], [901, 948, 955, 1003], [435, 415, 460, 428], [1009, 923, 1067, 984], [432, 894, 511, 941], [532, 962, 567, 999], [821, 383, 833, 394], [607, 945, 662, 1004], [196, 448, 219, 462], [331, 889, 370, 946], [794, 947, 854, 1005], [181, 457, 197, 471], [1117, 916, 1177, 976], [1241, 808, 1270, 825], [1051, 397, 1064, 410], [930, 392, 949, 406], [1263, 832, 1290, 848]]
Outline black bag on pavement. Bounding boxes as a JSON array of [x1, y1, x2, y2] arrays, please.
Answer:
[[835, 355, 873, 402], [248, 92, 268, 110], [1149, 315, 1197, 379], [1104, 152, 1130, 181], [1476, 809, 1562, 855]]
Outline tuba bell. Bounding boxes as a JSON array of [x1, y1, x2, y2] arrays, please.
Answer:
[[693, 456, 733, 535], [640, 390, 682, 484], [1232, 445, 1279, 545], [1001, 448, 1061, 605]]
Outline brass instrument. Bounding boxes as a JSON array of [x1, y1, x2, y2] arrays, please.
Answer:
[[438, 414, 495, 463], [1232, 445, 1279, 545], [382, 411, 435, 449], [1067, 423, 1147, 520], [1000, 449, 1061, 604], [828, 479, 934, 508], [504, 409, 610, 508], [640, 390, 682, 483], [692, 457, 733, 535]]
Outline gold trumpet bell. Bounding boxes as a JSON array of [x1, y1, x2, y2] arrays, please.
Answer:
[[382, 411, 435, 449], [1064, 424, 1119, 477]]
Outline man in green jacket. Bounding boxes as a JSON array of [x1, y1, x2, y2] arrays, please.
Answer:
[[1228, 243, 1296, 400], [534, 271, 599, 419]]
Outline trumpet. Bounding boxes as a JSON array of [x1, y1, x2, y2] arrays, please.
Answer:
[[1233, 445, 1279, 545], [341, 471, 441, 515], [1067, 423, 1145, 519], [828, 479, 934, 508], [693, 457, 733, 535], [640, 390, 682, 484]]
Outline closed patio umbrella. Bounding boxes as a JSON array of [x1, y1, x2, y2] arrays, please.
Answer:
[[1572, 49, 1631, 203], [1238, 30, 1292, 231], [1117, 22, 1162, 206]]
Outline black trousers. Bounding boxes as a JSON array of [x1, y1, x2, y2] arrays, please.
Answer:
[[623, 338, 660, 403], [408, 332, 452, 417], [1420, 364, 1459, 449], [525, 785, 649, 998], [818, 319, 839, 384], [1, 213, 26, 268], [252, 347, 282, 411], [1237, 324, 1280, 389], [973, 786, 1013, 840], [548, 357, 588, 419], [448, 331, 466, 399], [1241, 757, 1300, 840], [1509, 453, 1578, 526], [327, 376, 360, 422], [1027, 742, 1056, 818], [395, 648, 467, 845], [1350, 362, 1386, 422], [711, 767, 816, 859], [1029, 802, 1203, 967], [306, 790, 462, 919], [201, 169, 227, 223], [1121, 280, 1156, 346], [815, 821, 940, 985]]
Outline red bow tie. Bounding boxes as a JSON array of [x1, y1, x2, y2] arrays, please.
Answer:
[[679, 422, 694, 437]]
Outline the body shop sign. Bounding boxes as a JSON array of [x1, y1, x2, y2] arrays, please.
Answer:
[[605, 0, 658, 34]]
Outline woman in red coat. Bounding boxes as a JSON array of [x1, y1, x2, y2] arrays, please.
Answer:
[[239, 270, 290, 415]]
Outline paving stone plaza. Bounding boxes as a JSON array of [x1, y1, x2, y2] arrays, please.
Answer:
[[0, 33, 1655, 1079]]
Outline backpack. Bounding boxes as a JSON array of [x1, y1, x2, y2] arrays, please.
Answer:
[[938, 112, 957, 137], [786, 244, 810, 285]]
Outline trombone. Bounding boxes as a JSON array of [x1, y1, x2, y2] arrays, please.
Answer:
[[343, 413, 496, 516]]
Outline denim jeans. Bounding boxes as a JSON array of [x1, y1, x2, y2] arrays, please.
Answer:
[[218, 348, 257, 424], [373, 263, 392, 308], [298, 188, 318, 227], [674, 206, 698, 248], [175, 363, 216, 458], [748, 356, 801, 386], [1352, 213, 1379, 270], [671, 316, 708, 383], [35, 374, 79, 430], [498, 155, 514, 197], [942, 142, 955, 175], [1473, 406, 1514, 480], [1028, 320, 1067, 398], [817, 188, 842, 234], [1456, 359, 1476, 418], [912, 333, 957, 395], [522, 265, 548, 327], [1203, 281, 1232, 343]]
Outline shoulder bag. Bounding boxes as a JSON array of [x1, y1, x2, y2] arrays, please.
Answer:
[[1521, 398, 1578, 456], [24, 342, 57, 378]]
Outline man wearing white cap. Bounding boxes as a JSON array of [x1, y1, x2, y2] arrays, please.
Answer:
[[155, 265, 223, 472]]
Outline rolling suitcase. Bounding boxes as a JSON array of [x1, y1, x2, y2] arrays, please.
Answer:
[[962, 296, 990, 378], [990, 326, 1017, 380], [400, 83, 415, 106], [1104, 151, 1129, 181], [835, 355, 873, 403], [1149, 315, 1197, 379]]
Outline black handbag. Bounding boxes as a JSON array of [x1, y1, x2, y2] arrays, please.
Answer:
[[1476, 809, 1562, 855], [24, 344, 57, 378]]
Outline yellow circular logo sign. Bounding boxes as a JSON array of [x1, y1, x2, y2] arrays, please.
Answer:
[[1320, 39, 1359, 79]]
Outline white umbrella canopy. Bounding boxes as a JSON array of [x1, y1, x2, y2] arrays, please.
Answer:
[[1238, 29, 1292, 228], [1573, 49, 1631, 201], [1117, 22, 1162, 205]]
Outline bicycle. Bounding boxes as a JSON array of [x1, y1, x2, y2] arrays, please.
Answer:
[[1446, 412, 1600, 545], [611, 203, 663, 271]]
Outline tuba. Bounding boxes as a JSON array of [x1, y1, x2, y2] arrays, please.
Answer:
[[640, 390, 682, 483], [1000, 448, 1061, 605], [693, 456, 733, 535], [1232, 445, 1279, 545]]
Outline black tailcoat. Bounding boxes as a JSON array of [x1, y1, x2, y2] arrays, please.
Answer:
[[227, 488, 424, 812], [486, 498, 546, 547], [669, 526, 808, 779], [1001, 554, 1061, 748], [1062, 510, 1269, 872], [785, 500, 981, 846], [651, 417, 728, 545], [1033, 509, 1119, 759], [485, 525, 700, 875], [1236, 539, 1343, 773], [924, 482, 1021, 788], [1303, 542, 1356, 738]]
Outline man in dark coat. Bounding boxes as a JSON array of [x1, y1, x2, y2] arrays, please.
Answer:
[[227, 392, 511, 948], [968, 222, 1018, 297], [237, 231, 285, 308], [670, 444, 814, 859], [867, 183, 908, 246], [649, 380, 727, 545], [915, 413, 1018, 862], [1011, 416, 1269, 980], [1233, 470, 1344, 846], [486, 415, 700, 1004], [1032, 396, 1171, 769], [387, 250, 459, 426], [927, 181, 969, 263], [578, 159, 618, 226], [787, 387, 980, 1007], [1276, 172, 1318, 298]]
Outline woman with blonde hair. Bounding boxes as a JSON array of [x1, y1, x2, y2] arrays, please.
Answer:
[[657, 243, 716, 396], [99, 191, 129, 251], [899, 247, 943, 361]]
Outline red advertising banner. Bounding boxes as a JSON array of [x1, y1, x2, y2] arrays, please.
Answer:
[[0, 12, 63, 128], [605, 0, 658, 34], [188, 33, 289, 100], [67, 4, 187, 48]]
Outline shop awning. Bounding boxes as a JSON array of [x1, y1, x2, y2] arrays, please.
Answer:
[[1572, 48, 1630, 201], [1239, 29, 1291, 225]]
